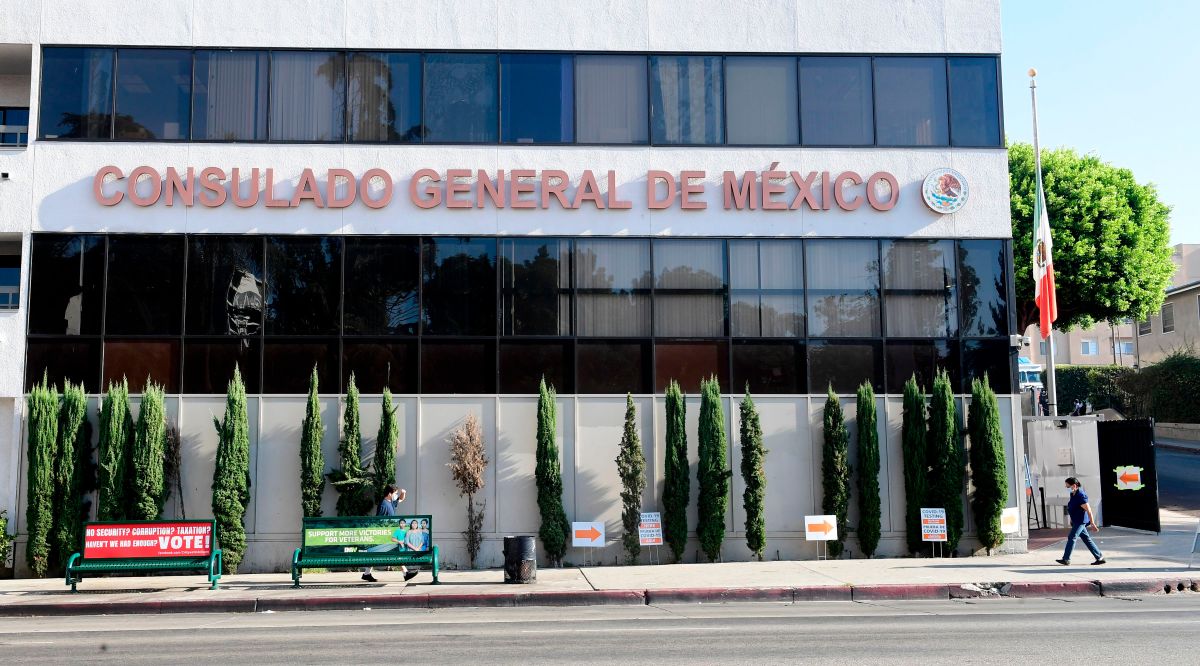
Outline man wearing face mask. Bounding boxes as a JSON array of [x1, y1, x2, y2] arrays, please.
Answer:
[[362, 486, 420, 583], [1056, 477, 1106, 566]]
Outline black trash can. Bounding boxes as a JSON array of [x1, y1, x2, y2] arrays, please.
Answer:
[[503, 535, 537, 584]]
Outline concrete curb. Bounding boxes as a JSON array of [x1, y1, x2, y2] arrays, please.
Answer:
[[1155, 441, 1200, 455], [2, 578, 1195, 617]]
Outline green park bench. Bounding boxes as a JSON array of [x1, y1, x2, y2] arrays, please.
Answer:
[[65, 520, 222, 592], [291, 514, 440, 587]]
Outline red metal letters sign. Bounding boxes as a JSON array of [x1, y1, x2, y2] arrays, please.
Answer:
[[83, 522, 213, 559]]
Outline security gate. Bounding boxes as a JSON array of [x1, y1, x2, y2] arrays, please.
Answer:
[[1096, 419, 1160, 533]]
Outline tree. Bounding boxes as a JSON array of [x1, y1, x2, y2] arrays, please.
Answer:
[[697, 377, 730, 562], [52, 381, 88, 571], [739, 387, 766, 561], [615, 394, 646, 564], [97, 378, 131, 521], [856, 381, 882, 558], [969, 375, 1009, 554], [535, 379, 569, 565], [129, 381, 167, 520], [901, 376, 928, 554], [927, 369, 964, 554], [372, 388, 399, 499], [662, 380, 689, 563], [821, 386, 851, 559], [25, 375, 58, 578], [212, 366, 252, 574], [330, 373, 372, 516], [299, 367, 325, 518], [448, 413, 488, 568], [1009, 142, 1174, 331]]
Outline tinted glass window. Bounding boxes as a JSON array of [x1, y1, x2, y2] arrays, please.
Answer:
[[958, 240, 1009, 337], [103, 339, 181, 393], [423, 54, 498, 143], [0, 250, 17, 308], [29, 235, 105, 335], [115, 49, 191, 140], [725, 57, 798, 145], [265, 237, 342, 335], [186, 236, 264, 335], [192, 50, 268, 141], [885, 340, 959, 394], [421, 341, 496, 393], [39, 47, 114, 139], [799, 57, 873, 146], [105, 235, 185, 335], [269, 51, 346, 141], [501, 238, 571, 336], [183, 338, 261, 393], [883, 240, 958, 337], [576, 55, 648, 144], [1, 107, 30, 145], [347, 52, 423, 142], [262, 339, 339, 393], [344, 237, 420, 335], [422, 237, 496, 335], [343, 340, 417, 393], [806, 240, 880, 337], [729, 240, 804, 337], [962, 339, 1012, 393], [500, 342, 573, 394], [809, 340, 882, 393], [26, 339, 101, 392], [949, 57, 1001, 147], [577, 341, 651, 394], [575, 239, 651, 336], [501, 54, 573, 144], [650, 56, 723, 145], [732, 341, 805, 394], [654, 240, 726, 337], [874, 57, 949, 146], [655, 341, 728, 393]]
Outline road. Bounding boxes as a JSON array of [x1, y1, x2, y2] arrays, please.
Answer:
[[1156, 445, 1200, 516], [2, 598, 1199, 664]]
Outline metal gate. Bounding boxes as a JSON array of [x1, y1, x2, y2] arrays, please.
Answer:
[[1096, 419, 1160, 533]]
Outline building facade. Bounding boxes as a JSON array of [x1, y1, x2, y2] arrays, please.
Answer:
[[0, 0, 1023, 573]]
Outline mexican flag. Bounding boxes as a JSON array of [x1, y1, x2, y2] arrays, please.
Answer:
[[1032, 177, 1057, 339]]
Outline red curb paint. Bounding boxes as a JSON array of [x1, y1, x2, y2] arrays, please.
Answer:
[[514, 590, 645, 607], [426, 593, 518, 608], [851, 584, 951, 601], [1101, 579, 1197, 597], [1004, 581, 1100, 598], [792, 585, 852, 602], [156, 598, 258, 614], [645, 587, 794, 604]]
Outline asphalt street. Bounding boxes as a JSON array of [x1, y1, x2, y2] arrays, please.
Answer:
[[2, 597, 1199, 664], [1155, 446, 1200, 516]]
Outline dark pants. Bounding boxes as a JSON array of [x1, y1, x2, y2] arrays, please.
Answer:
[[1062, 523, 1103, 562]]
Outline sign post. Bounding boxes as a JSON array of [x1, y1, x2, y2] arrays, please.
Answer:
[[572, 521, 605, 566], [920, 508, 948, 558], [1000, 507, 1020, 535], [638, 512, 663, 565], [804, 515, 838, 561], [1113, 466, 1145, 491]]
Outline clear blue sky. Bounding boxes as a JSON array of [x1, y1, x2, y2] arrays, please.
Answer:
[[1001, 1, 1198, 245]]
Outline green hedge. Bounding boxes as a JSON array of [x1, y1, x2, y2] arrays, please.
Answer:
[[1047, 365, 1134, 413], [1120, 351, 1200, 423]]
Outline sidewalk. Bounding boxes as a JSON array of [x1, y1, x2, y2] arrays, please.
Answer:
[[2, 510, 1196, 617], [1156, 437, 1200, 454]]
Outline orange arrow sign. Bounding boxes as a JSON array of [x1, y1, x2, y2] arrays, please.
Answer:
[[574, 526, 601, 542], [1119, 471, 1140, 484], [807, 520, 834, 534]]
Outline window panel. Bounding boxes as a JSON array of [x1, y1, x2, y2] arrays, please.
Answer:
[[958, 240, 1009, 337], [650, 56, 723, 145], [262, 339, 339, 393], [874, 57, 948, 146], [654, 239, 726, 337], [265, 237, 342, 335], [732, 341, 805, 394], [192, 50, 268, 141], [501, 238, 571, 336], [105, 235, 185, 335], [29, 234, 105, 335], [182, 338, 261, 394], [347, 52, 423, 142], [115, 49, 192, 140], [729, 240, 803, 337], [654, 341, 728, 393], [39, 47, 114, 139], [948, 57, 1001, 147], [186, 236, 264, 335], [575, 239, 651, 336], [103, 339, 181, 393], [885, 340, 959, 394], [809, 340, 883, 393], [421, 340, 496, 393], [799, 57, 873, 146], [806, 240, 880, 337], [1, 107, 30, 145], [269, 51, 346, 141], [344, 237, 420, 335], [576, 55, 648, 144], [962, 339, 1012, 393], [501, 54, 573, 144], [25, 339, 101, 392], [423, 53, 498, 143], [421, 237, 496, 336], [499, 341, 573, 394], [725, 57, 798, 145], [577, 341, 650, 394], [342, 340, 417, 393], [884, 240, 958, 337], [1162, 303, 1175, 333], [0, 247, 17, 310]]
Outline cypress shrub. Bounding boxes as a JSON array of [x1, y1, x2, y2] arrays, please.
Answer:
[[855, 381, 882, 558], [821, 386, 851, 559], [211, 366, 252, 574], [927, 369, 964, 554], [372, 387, 399, 499], [901, 376, 928, 554], [738, 387, 766, 561], [129, 381, 167, 520], [52, 380, 87, 570], [969, 375, 1009, 554], [97, 378, 131, 521], [330, 373, 372, 516], [299, 366, 325, 518], [697, 377, 730, 562], [662, 380, 689, 563], [25, 375, 58, 578], [615, 394, 646, 564], [535, 379, 569, 565]]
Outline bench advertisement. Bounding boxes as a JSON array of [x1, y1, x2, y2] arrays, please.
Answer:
[[303, 516, 432, 556], [83, 522, 213, 559]]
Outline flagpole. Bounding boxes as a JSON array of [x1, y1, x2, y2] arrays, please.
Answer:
[[1029, 68, 1058, 416]]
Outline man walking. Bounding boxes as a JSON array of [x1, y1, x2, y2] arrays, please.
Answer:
[[1056, 477, 1105, 566], [362, 486, 420, 583]]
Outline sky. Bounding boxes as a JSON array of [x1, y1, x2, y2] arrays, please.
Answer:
[[1001, 1, 1199, 245]]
